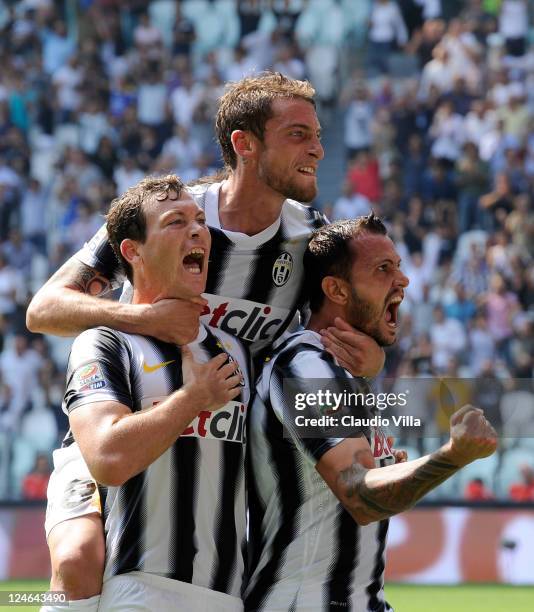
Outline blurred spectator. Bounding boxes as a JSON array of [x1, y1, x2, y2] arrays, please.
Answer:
[[21, 453, 51, 501], [482, 272, 520, 362], [444, 283, 477, 324], [66, 201, 102, 253], [410, 283, 435, 338], [225, 44, 258, 81], [499, 0, 528, 57], [331, 181, 372, 221], [419, 45, 456, 98], [173, 3, 196, 58], [136, 65, 169, 131], [0, 334, 43, 430], [0, 253, 25, 318], [52, 54, 82, 124], [2, 228, 35, 277], [509, 464, 534, 501], [367, 0, 408, 74], [420, 158, 457, 203], [430, 305, 467, 371], [429, 99, 465, 163], [472, 359, 503, 427], [496, 90, 530, 139], [402, 134, 428, 198], [170, 71, 204, 129], [41, 20, 75, 75], [20, 178, 47, 254], [468, 316, 496, 375], [455, 141, 489, 232], [133, 11, 163, 55], [464, 477, 494, 501], [113, 155, 145, 195], [0, 0, 529, 502], [342, 83, 373, 159], [346, 150, 382, 203]]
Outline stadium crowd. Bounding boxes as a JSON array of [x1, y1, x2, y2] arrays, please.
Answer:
[[0, 0, 532, 501]]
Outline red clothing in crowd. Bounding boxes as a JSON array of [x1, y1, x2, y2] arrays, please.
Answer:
[[509, 482, 534, 502], [464, 479, 493, 501], [22, 472, 50, 500], [347, 156, 382, 203]]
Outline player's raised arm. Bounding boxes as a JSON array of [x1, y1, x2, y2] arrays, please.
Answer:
[[316, 405, 497, 525]]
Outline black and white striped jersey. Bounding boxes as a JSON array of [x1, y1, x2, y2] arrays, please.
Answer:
[[244, 329, 394, 612], [75, 181, 327, 357], [62, 324, 250, 600]]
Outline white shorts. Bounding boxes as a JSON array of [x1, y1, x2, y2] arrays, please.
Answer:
[[44, 443, 101, 539], [98, 571, 243, 612]]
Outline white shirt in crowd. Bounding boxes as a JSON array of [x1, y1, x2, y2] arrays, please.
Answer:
[[137, 81, 167, 126], [113, 164, 145, 196], [344, 100, 374, 150], [331, 193, 372, 221], [430, 317, 467, 371], [52, 63, 82, 112], [499, 0, 528, 39], [369, 0, 408, 45], [170, 82, 204, 128]]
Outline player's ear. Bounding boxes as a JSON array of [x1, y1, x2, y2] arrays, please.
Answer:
[[321, 276, 349, 306], [120, 239, 141, 266], [231, 129, 256, 164]]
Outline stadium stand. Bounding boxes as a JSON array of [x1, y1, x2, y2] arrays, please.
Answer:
[[0, 0, 532, 501]]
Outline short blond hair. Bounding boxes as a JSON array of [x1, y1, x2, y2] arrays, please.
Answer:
[[215, 72, 316, 169]]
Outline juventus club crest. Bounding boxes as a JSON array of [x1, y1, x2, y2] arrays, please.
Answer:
[[272, 252, 293, 287]]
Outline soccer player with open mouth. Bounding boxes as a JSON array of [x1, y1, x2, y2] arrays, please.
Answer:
[[45, 175, 249, 611], [29, 74, 385, 610], [245, 216, 498, 611]]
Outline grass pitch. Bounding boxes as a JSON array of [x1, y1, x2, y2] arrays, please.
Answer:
[[386, 583, 534, 611], [0, 580, 533, 610]]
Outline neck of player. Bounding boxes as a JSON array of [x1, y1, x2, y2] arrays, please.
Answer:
[[307, 305, 346, 334], [217, 172, 286, 235]]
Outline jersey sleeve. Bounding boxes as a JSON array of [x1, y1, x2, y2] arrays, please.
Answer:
[[269, 345, 370, 464], [74, 223, 126, 289], [63, 327, 134, 414]]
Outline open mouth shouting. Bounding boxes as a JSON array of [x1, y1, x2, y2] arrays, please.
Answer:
[[384, 294, 403, 329], [182, 247, 206, 275]]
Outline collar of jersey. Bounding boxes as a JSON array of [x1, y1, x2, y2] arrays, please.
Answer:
[[187, 324, 208, 347], [205, 181, 282, 249]]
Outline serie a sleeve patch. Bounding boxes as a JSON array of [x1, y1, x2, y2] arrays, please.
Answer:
[[75, 361, 107, 392]]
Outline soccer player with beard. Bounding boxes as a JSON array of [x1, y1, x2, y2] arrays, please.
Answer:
[[245, 215, 498, 611], [28, 73, 385, 607]]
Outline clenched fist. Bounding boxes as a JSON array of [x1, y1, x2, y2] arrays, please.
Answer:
[[181, 345, 243, 412], [445, 405, 498, 467]]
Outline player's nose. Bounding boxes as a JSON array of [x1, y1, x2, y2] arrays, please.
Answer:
[[308, 134, 324, 160], [396, 269, 409, 287]]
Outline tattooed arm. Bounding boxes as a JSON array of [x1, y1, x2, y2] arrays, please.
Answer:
[[26, 257, 205, 343], [316, 405, 498, 525]]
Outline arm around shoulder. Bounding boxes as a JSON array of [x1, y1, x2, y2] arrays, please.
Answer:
[[26, 256, 116, 336]]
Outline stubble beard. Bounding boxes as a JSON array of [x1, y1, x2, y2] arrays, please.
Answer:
[[347, 288, 396, 347], [259, 159, 318, 203]]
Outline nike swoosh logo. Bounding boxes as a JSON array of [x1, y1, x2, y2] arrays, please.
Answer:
[[143, 359, 175, 374]]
